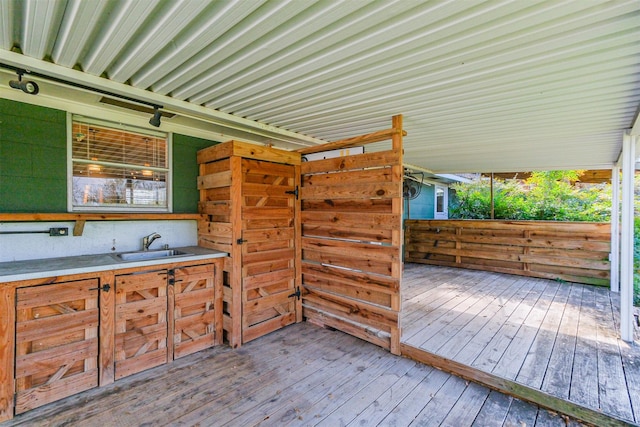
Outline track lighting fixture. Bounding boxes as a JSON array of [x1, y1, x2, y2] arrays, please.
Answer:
[[149, 106, 162, 127], [9, 69, 39, 95]]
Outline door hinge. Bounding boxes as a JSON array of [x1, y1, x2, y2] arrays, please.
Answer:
[[285, 186, 299, 200], [236, 238, 247, 245], [288, 287, 301, 300], [89, 284, 111, 292]]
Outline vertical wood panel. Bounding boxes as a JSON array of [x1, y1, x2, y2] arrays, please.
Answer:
[[300, 115, 403, 354], [0, 286, 15, 422]]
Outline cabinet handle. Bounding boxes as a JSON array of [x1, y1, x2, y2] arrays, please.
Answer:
[[89, 284, 111, 292]]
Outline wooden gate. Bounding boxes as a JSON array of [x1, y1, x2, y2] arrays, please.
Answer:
[[240, 158, 298, 343], [14, 279, 99, 413]]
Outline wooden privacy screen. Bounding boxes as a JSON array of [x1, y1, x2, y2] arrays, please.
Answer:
[[298, 115, 404, 354], [405, 219, 611, 286]]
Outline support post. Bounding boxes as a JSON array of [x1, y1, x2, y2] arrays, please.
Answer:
[[610, 166, 620, 292], [620, 131, 635, 342]]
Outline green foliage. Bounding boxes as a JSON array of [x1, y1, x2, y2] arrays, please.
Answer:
[[450, 171, 611, 222]]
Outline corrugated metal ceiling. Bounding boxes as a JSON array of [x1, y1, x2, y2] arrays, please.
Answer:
[[0, 0, 639, 173]]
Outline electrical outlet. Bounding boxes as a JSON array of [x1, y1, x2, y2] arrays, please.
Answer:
[[49, 227, 69, 236]]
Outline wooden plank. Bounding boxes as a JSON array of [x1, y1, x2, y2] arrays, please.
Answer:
[[302, 198, 393, 213], [302, 261, 399, 295], [303, 306, 390, 349], [300, 150, 399, 174], [242, 312, 296, 343], [302, 236, 398, 263], [302, 224, 392, 243], [15, 369, 98, 414], [303, 287, 397, 331], [0, 286, 15, 422], [301, 211, 400, 230], [302, 248, 392, 276], [242, 158, 295, 177], [400, 344, 634, 427], [296, 127, 406, 155], [300, 182, 400, 200], [303, 167, 394, 186], [197, 170, 231, 190]]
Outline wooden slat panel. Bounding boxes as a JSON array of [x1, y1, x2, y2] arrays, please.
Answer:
[[303, 167, 394, 186], [302, 199, 393, 213], [242, 206, 294, 220], [244, 268, 294, 290], [242, 183, 294, 197], [303, 307, 390, 349], [301, 262, 399, 295], [197, 170, 232, 190], [302, 236, 398, 263], [300, 150, 399, 174], [303, 249, 392, 276], [242, 312, 296, 343], [301, 182, 400, 200], [303, 288, 397, 332], [405, 220, 611, 285], [242, 158, 295, 177], [302, 224, 393, 244], [301, 211, 400, 230], [15, 370, 98, 414]]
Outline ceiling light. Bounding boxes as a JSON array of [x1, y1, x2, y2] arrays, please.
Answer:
[[9, 69, 39, 95], [149, 106, 162, 127]]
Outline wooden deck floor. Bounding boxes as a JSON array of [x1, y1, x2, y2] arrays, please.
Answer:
[[3, 322, 582, 427], [402, 263, 640, 426]]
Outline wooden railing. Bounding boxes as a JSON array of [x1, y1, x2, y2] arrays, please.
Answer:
[[404, 220, 611, 286]]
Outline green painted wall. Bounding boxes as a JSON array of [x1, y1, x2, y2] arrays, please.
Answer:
[[0, 99, 67, 212], [172, 134, 218, 213], [0, 98, 219, 213]]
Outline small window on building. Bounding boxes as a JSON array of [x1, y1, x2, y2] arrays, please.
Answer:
[[69, 116, 171, 212]]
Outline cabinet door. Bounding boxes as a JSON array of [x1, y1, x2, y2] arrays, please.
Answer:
[[114, 270, 168, 380], [172, 263, 216, 359], [14, 279, 100, 414], [241, 159, 297, 343]]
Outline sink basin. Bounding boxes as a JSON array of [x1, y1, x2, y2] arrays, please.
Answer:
[[116, 249, 193, 262]]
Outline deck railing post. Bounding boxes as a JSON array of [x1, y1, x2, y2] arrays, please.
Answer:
[[619, 131, 635, 342]]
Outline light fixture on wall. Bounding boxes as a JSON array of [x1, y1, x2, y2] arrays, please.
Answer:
[[9, 69, 39, 95], [149, 105, 162, 127]]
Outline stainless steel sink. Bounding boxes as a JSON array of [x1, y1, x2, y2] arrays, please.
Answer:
[[116, 249, 193, 262]]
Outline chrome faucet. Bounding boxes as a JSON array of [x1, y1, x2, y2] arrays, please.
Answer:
[[142, 232, 161, 251]]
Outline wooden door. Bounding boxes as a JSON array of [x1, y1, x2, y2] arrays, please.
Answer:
[[241, 158, 298, 342], [14, 279, 100, 414], [114, 270, 168, 380], [171, 263, 219, 359]]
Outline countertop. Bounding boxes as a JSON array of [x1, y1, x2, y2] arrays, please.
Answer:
[[0, 246, 227, 283]]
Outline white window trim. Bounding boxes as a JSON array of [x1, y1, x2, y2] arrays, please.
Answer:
[[66, 113, 173, 213], [434, 185, 448, 219]]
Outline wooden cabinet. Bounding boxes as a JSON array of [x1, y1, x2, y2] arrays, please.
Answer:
[[14, 279, 100, 414], [0, 257, 223, 421], [115, 269, 169, 380], [172, 263, 221, 359], [197, 140, 302, 347]]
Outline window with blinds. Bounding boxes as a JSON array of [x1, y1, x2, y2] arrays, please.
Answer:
[[69, 116, 171, 212]]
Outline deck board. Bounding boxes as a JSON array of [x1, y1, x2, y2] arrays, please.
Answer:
[[4, 322, 573, 427], [402, 263, 638, 425]]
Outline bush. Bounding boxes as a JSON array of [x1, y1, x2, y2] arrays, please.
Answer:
[[449, 171, 611, 222]]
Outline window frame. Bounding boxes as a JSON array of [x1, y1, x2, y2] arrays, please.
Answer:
[[67, 114, 173, 213], [434, 184, 448, 219]]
